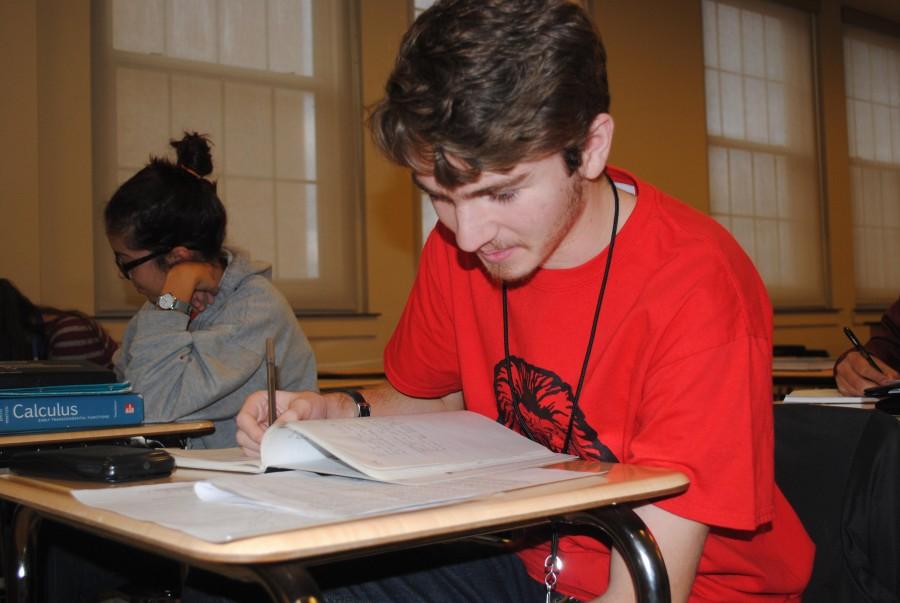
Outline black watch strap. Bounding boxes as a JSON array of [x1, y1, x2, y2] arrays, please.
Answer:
[[334, 389, 370, 417]]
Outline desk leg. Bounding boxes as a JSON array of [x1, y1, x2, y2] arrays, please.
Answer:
[[561, 505, 670, 603], [3, 505, 41, 603], [246, 560, 324, 603]]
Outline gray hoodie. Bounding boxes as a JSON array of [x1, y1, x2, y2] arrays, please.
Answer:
[[114, 248, 317, 448]]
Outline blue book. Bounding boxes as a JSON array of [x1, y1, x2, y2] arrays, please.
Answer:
[[0, 392, 144, 434]]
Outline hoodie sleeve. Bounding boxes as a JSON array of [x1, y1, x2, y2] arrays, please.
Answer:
[[116, 279, 314, 422]]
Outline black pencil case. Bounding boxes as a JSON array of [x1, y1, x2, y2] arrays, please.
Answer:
[[8, 445, 174, 483]]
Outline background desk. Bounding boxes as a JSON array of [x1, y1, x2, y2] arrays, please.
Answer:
[[0, 462, 687, 603], [318, 377, 387, 391], [772, 368, 835, 400], [317, 367, 386, 392]]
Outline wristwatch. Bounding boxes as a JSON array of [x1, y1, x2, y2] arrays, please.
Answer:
[[156, 292, 192, 315], [336, 389, 371, 417]]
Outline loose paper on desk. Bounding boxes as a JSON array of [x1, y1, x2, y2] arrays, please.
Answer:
[[166, 410, 575, 484], [73, 465, 601, 543], [782, 388, 877, 404]]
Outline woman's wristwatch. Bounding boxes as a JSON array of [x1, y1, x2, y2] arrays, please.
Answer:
[[157, 292, 192, 315]]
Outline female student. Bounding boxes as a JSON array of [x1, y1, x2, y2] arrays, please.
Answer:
[[105, 132, 317, 448]]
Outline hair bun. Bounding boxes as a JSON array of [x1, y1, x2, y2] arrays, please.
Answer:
[[170, 132, 214, 177]]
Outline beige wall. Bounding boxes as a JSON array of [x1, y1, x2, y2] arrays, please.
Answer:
[[0, 0, 93, 311], [597, 0, 711, 212], [2, 0, 899, 366], [0, 0, 41, 298]]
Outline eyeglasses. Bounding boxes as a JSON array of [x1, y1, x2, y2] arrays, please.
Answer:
[[115, 249, 170, 280]]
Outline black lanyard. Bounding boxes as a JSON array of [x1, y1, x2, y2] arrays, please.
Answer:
[[503, 172, 620, 455]]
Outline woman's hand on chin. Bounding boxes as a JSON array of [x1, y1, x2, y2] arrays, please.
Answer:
[[162, 262, 222, 313], [190, 289, 217, 313]]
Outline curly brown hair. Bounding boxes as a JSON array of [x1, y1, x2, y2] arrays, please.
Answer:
[[368, 0, 610, 188]]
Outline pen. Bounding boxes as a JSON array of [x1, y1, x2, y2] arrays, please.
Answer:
[[266, 338, 278, 426], [843, 326, 884, 375]]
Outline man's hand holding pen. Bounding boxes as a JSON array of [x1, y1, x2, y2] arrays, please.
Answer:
[[235, 390, 357, 456]]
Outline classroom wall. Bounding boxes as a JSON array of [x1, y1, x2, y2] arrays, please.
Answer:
[[2, 0, 900, 367], [597, 0, 711, 213], [0, 0, 94, 313], [0, 0, 41, 298]]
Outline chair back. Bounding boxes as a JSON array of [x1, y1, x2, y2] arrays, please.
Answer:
[[774, 404, 900, 602]]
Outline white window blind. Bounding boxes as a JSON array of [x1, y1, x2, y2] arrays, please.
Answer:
[[844, 26, 900, 305], [93, 0, 362, 313], [702, 0, 825, 307]]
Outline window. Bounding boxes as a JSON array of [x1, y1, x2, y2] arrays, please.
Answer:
[[92, 0, 362, 313], [844, 26, 900, 306], [702, 0, 825, 307]]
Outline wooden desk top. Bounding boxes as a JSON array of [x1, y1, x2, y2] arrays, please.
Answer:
[[772, 368, 833, 379], [0, 462, 687, 566], [0, 421, 215, 448], [316, 364, 384, 379], [772, 355, 834, 370], [318, 377, 387, 391]]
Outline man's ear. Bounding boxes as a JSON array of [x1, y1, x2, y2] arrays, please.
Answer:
[[165, 246, 195, 266], [579, 113, 614, 180]]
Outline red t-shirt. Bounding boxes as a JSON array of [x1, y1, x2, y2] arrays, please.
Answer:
[[385, 167, 813, 601]]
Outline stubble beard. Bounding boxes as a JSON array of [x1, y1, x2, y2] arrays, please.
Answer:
[[483, 174, 586, 285]]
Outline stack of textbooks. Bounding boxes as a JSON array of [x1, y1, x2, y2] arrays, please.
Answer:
[[0, 381, 144, 435]]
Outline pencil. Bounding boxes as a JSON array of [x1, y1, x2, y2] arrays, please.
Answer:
[[266, 338, 278, 426], [842, 326, 884, 375]]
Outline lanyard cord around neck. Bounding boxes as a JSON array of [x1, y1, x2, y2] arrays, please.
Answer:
[[503, 172, 620, 455]]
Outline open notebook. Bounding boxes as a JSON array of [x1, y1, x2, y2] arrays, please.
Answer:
[[167, 410, 575, 484]]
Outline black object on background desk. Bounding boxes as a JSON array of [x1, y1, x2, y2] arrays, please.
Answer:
[[861, 382, 900, 414], [875, 397, 900, 415], [7, 445, 174, 483], [0, 360, 116, 389], [773, 344, 828, 357]]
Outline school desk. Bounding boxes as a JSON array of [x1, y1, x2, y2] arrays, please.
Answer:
[[0, 461, 687, 603]]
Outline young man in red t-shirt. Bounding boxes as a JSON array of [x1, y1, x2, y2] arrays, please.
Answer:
[[237, 0, 814, 600]]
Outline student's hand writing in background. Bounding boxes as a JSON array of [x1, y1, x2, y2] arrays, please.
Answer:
[[835, 351, 898, 396]]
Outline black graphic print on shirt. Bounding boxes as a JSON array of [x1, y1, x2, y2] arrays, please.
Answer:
[[494, 355, 618, 462]]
